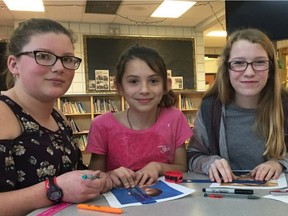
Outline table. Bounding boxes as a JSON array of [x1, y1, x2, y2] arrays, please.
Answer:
[[28, 172, 288, 216]]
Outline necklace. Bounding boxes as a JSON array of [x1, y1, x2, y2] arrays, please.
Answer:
[[126, 107, 160, 130], [127, 108, 133, 130]]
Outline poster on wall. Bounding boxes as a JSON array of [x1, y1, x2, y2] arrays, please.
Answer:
[[109, 76, 116, 91], [171, 76, 183, 89], [95, 70, 109, 90], [167, 69, 172, 77], [88, 80, 96, 91]]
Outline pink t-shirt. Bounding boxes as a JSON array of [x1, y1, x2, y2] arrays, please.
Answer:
[[86, 107, 192, 171]]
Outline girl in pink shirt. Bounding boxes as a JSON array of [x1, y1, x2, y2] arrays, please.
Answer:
[[86, 45, 192, 188]]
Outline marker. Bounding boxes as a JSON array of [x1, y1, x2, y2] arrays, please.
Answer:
[[182, 179, 214, 183], [182, 179, 265, 184], [204, 193, 260, 199], [81, 174, 100, 180], [269, 189, 288, 196], [77, 204, 123, 214], [202, 188, 253, 194], [231, 179, 266, 184]]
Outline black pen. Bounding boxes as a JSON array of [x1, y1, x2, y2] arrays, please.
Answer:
[[202, 188, 253, 194]]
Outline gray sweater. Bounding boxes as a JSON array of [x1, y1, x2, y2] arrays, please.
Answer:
[[187, 103, 288, 174]]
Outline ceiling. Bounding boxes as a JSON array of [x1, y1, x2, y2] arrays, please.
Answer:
[[0, 0, 226, 48]]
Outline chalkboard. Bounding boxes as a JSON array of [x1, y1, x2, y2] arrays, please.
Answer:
[[83, 35, 195, 92]]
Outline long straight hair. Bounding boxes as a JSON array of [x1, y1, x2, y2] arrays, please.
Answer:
[[204, 28, 286, 159]]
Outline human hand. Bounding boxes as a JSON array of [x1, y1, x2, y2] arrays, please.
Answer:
[[99, 172, 113, 193], [108, 167, 136, 188], [250, 160, 283, 181], [56, 170, 108, 203], [134, 162, 161, 186], [208, 158, 235, 183]]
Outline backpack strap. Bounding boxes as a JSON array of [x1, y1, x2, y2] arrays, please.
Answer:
[[201, 96, 222, 155]]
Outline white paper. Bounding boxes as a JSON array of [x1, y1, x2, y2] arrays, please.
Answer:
[[209, 173, 287, 190], [103, 177, 195, 208], [263, 194, 288, 204]]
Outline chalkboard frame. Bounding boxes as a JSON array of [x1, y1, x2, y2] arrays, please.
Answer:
[[83, 35, 196, 93]]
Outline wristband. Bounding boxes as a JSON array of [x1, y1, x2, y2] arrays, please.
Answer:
[[164, 171, 183, 183], [45, 176, 63, 204]]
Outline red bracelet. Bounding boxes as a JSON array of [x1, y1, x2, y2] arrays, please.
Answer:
[[45, 176, 58, 190], [164, 171, 183, 183]]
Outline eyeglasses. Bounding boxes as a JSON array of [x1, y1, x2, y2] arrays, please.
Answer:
[[228, 60, 270, 72], [15, 50, 82, 70]]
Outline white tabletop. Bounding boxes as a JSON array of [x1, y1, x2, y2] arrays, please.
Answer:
[[28, 172, 288, 216]]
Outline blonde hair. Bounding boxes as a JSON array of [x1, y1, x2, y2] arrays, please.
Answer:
[[204, 28, 286, 159]]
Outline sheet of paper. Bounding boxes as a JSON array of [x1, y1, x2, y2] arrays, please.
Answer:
[[209, 173, 287, 190], [263, 194, 288, 204], [103, 177, 195, 208]]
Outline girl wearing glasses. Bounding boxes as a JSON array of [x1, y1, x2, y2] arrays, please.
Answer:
[[187, 28, 288, 183], [0, 18, 112, 215]]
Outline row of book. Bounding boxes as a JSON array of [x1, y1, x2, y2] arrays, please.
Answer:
[[181, 97, 195, 110], [73, 135, 87, 151], [185, 114, 196, 126], [94, 98, 119, 113], [68, 118, 81, 133], [68, 118, 88, 151], [61, 100, 87, 114]]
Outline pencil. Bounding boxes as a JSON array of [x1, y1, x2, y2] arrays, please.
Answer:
[[77, 204, 123, 214]]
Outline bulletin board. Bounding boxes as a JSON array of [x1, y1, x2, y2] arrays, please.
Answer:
[[83, 35, 195, 92]]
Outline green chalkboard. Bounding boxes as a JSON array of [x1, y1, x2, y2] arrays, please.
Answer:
[[83, 35, 195, 92]]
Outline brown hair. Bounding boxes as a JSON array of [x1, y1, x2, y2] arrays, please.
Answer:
[[2, 18, 76, 89], [115, 45, 177, 108]]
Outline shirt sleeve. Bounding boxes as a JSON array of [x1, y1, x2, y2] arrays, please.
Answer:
[[186, 108, 221, 174]]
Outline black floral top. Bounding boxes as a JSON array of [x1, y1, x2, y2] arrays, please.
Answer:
[[0, 95, 86, 192]]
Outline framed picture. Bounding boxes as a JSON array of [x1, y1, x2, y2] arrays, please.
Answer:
[[95, 70, 109, 91], [109, 76, 116, 91], [171, 76, 183, 89]]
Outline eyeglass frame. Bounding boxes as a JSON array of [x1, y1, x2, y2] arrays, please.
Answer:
[[15, 50, 82, 70], [228, 60, 271, 72]]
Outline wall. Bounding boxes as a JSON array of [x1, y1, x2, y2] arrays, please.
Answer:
[[2, 22, 207, 92]]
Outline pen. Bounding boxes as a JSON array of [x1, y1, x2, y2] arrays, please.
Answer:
[[203, 192, 260, 199], [202, 188, 253, 194], [81, 174, 100, 180], [77, 204, 123, 214]]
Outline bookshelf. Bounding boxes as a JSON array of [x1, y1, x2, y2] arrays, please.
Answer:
[[56, 91, 204, 165], [56, 93, 123, 164], [177, 91, 204, 127]]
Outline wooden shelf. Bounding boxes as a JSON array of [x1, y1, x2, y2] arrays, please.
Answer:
[[56, 91, 204, 161]]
